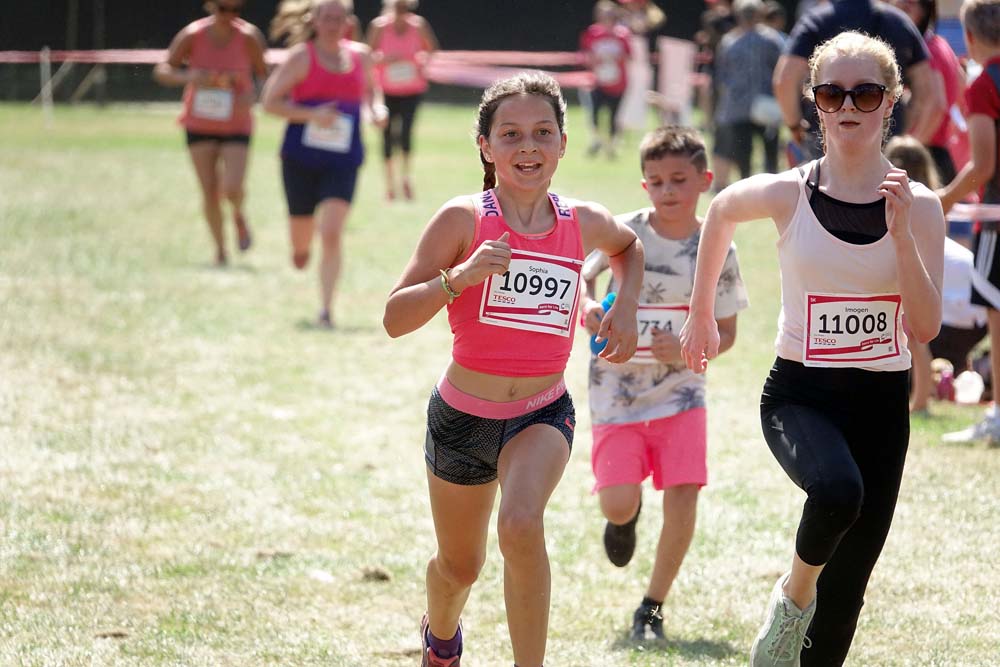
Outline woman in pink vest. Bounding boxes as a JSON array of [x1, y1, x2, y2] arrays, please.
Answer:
[[263, 0, 387, 328], [154, 1, 267, 266], [367, 0, 439, 201], [681, 32, 944, 666], [385, 72, 643, 667]]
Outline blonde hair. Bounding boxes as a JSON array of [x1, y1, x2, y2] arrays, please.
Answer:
[[806, 31, 903, 148], [884, 136, 940, 189], [962, 0, 1000, 46], [270, 0, 354, 45]]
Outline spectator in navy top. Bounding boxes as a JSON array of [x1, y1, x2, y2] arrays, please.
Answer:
[[773, 0, 945, 163]]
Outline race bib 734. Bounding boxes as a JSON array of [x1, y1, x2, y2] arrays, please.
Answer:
[[632, 303, 688, 364]]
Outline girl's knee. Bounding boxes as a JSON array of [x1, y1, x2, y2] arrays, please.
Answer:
[[435, 552, 484, 589], [807, 476, 864, 529], [220, 184, 244, 202], [497, 508, 545, 560]]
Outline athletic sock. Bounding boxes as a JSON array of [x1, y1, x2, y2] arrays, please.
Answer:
[[641, 596, 662, 610], [426, 623, 462, 659]]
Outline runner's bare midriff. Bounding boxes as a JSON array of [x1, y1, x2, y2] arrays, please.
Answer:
[[446, 360, 564, 402]]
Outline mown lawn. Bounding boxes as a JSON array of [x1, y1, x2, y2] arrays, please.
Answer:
[[0, 102, 997, 666]]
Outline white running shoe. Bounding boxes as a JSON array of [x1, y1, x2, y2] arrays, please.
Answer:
[[750, 574, 815, 667], [942, 415, 1000, 444]]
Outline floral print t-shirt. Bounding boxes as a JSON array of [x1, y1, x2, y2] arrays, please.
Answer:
[[585, 208, 749, 425]]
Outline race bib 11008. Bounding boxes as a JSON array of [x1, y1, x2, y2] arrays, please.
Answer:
[[803, 292, 901, 367], [479, 249, 582, 336]]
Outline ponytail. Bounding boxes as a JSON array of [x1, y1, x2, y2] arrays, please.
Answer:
[[480, 151, 497, 191]]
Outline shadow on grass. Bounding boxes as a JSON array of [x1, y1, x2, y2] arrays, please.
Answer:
[[293, 318, 377, 334], [184, 261, 260, 273], [610, 633, 740, 660]]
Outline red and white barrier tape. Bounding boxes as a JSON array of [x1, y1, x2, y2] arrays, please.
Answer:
[[948, 202, 1000, 222], [0, 48, 713, 90]]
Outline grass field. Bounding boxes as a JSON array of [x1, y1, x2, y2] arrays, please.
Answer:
[[1, 101, 998, 666]]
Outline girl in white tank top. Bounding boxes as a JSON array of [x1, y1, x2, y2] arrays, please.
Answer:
[[680, 32, 945, 666]]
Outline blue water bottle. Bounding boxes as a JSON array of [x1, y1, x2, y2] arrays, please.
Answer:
[[589, 292, 617, 354]]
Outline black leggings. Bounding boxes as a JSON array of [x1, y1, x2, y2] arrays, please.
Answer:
[[382, 93, 422, 159], [590, 88, 622, 138], [760, 357, 909, 666]]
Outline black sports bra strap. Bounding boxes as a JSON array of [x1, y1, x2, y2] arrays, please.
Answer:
[[806, 160, 820, 198]]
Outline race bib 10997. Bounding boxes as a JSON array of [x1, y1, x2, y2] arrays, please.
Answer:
[[479, 249, 582, 336]]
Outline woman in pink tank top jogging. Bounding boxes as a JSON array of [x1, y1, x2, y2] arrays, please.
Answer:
[[680, 32, 944, 666], [154, 0, 267, 266], [263, 0, 387, 328], [384, 73, 644, 667], [367, 0, 439, 201]]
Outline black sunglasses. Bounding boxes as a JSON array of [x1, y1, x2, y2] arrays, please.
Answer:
[[811, 83, 887, 113], [216, 3, 243, 14]]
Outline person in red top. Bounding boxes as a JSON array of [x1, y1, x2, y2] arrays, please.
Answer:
[[938, 0, 1000, 442], [580, 0, 632, 158], [154, 0, 267, 266], [384, 72, 643, 667], [367, 0, 439, 201]]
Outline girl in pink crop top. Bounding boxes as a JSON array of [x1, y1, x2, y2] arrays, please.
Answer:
[[384, 72, 644, 667], [154, 1, 267, 266]]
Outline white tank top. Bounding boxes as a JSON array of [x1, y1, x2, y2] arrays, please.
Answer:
[[775, 164, 913, 372]]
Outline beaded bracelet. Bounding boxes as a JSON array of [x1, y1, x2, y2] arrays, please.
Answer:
[[439, 269, 460, 303]]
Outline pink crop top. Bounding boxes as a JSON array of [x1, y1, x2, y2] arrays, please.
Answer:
[[291, 41, 365, 104], [448, 189, 584, 377]]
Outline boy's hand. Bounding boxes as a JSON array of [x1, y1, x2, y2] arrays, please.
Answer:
[[581, 298, 604, 335], [596, 298, 638, 363], [650, 327, 683, 364]]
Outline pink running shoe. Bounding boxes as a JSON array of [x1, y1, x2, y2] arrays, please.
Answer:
[[420, 614, 462, 667]]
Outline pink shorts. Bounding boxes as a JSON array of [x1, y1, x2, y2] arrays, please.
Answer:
[[591, 407, 707, 492]]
